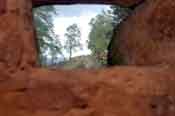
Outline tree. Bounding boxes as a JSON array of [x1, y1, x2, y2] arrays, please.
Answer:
[[88, 6, 131, 65], [64, 24, 82, 60], [88, 10, 114, 65], [107, 5, 131, 65], [33, 6, 64, 66], [110, 5, 131, 25]]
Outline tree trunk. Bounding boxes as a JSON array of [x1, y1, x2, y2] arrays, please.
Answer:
[[69, 47, 72, 61]]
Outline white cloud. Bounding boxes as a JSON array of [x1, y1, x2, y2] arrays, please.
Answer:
[[53, 11, 98, 57]]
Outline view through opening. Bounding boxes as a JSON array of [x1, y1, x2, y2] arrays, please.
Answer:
[[33, 4, 131, 69]]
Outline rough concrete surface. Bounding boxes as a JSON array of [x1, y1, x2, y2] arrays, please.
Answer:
[[0, 0, 174, 116]]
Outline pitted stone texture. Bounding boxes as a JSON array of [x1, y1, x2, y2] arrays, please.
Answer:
[[0, 0, 37, 70], [109, 0, 175, 66], [0, 0, 6, 14], [0, 67, 174, 116], [0, 0, 175, 116]]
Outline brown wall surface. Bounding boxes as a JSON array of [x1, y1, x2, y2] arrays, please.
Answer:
[[109, 0, 175, 66], [0, 0, 174, 116]]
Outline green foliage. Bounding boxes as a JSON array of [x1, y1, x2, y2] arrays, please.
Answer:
[[110, 5, 131, 25], [88, 5, 131, 65], [64, 24, 82, 60], [107, 6, 131, 65], [33, 5, 131, 67], [33, 6, 64, 66], [88, 10, 114, 65]]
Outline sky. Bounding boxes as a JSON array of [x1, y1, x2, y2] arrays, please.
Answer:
[[54, 5, 110, 57]]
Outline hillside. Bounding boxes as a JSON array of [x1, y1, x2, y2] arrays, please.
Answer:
[[54, 55, 103, 69]]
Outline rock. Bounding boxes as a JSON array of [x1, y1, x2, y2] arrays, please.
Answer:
[[0, 67, 175, 116], [109, 0, 175, 66], [55, 55, 102, 69], [0, 0, 174, 116], [33, 0, 143, 7], [0, 0, 37, 71]]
